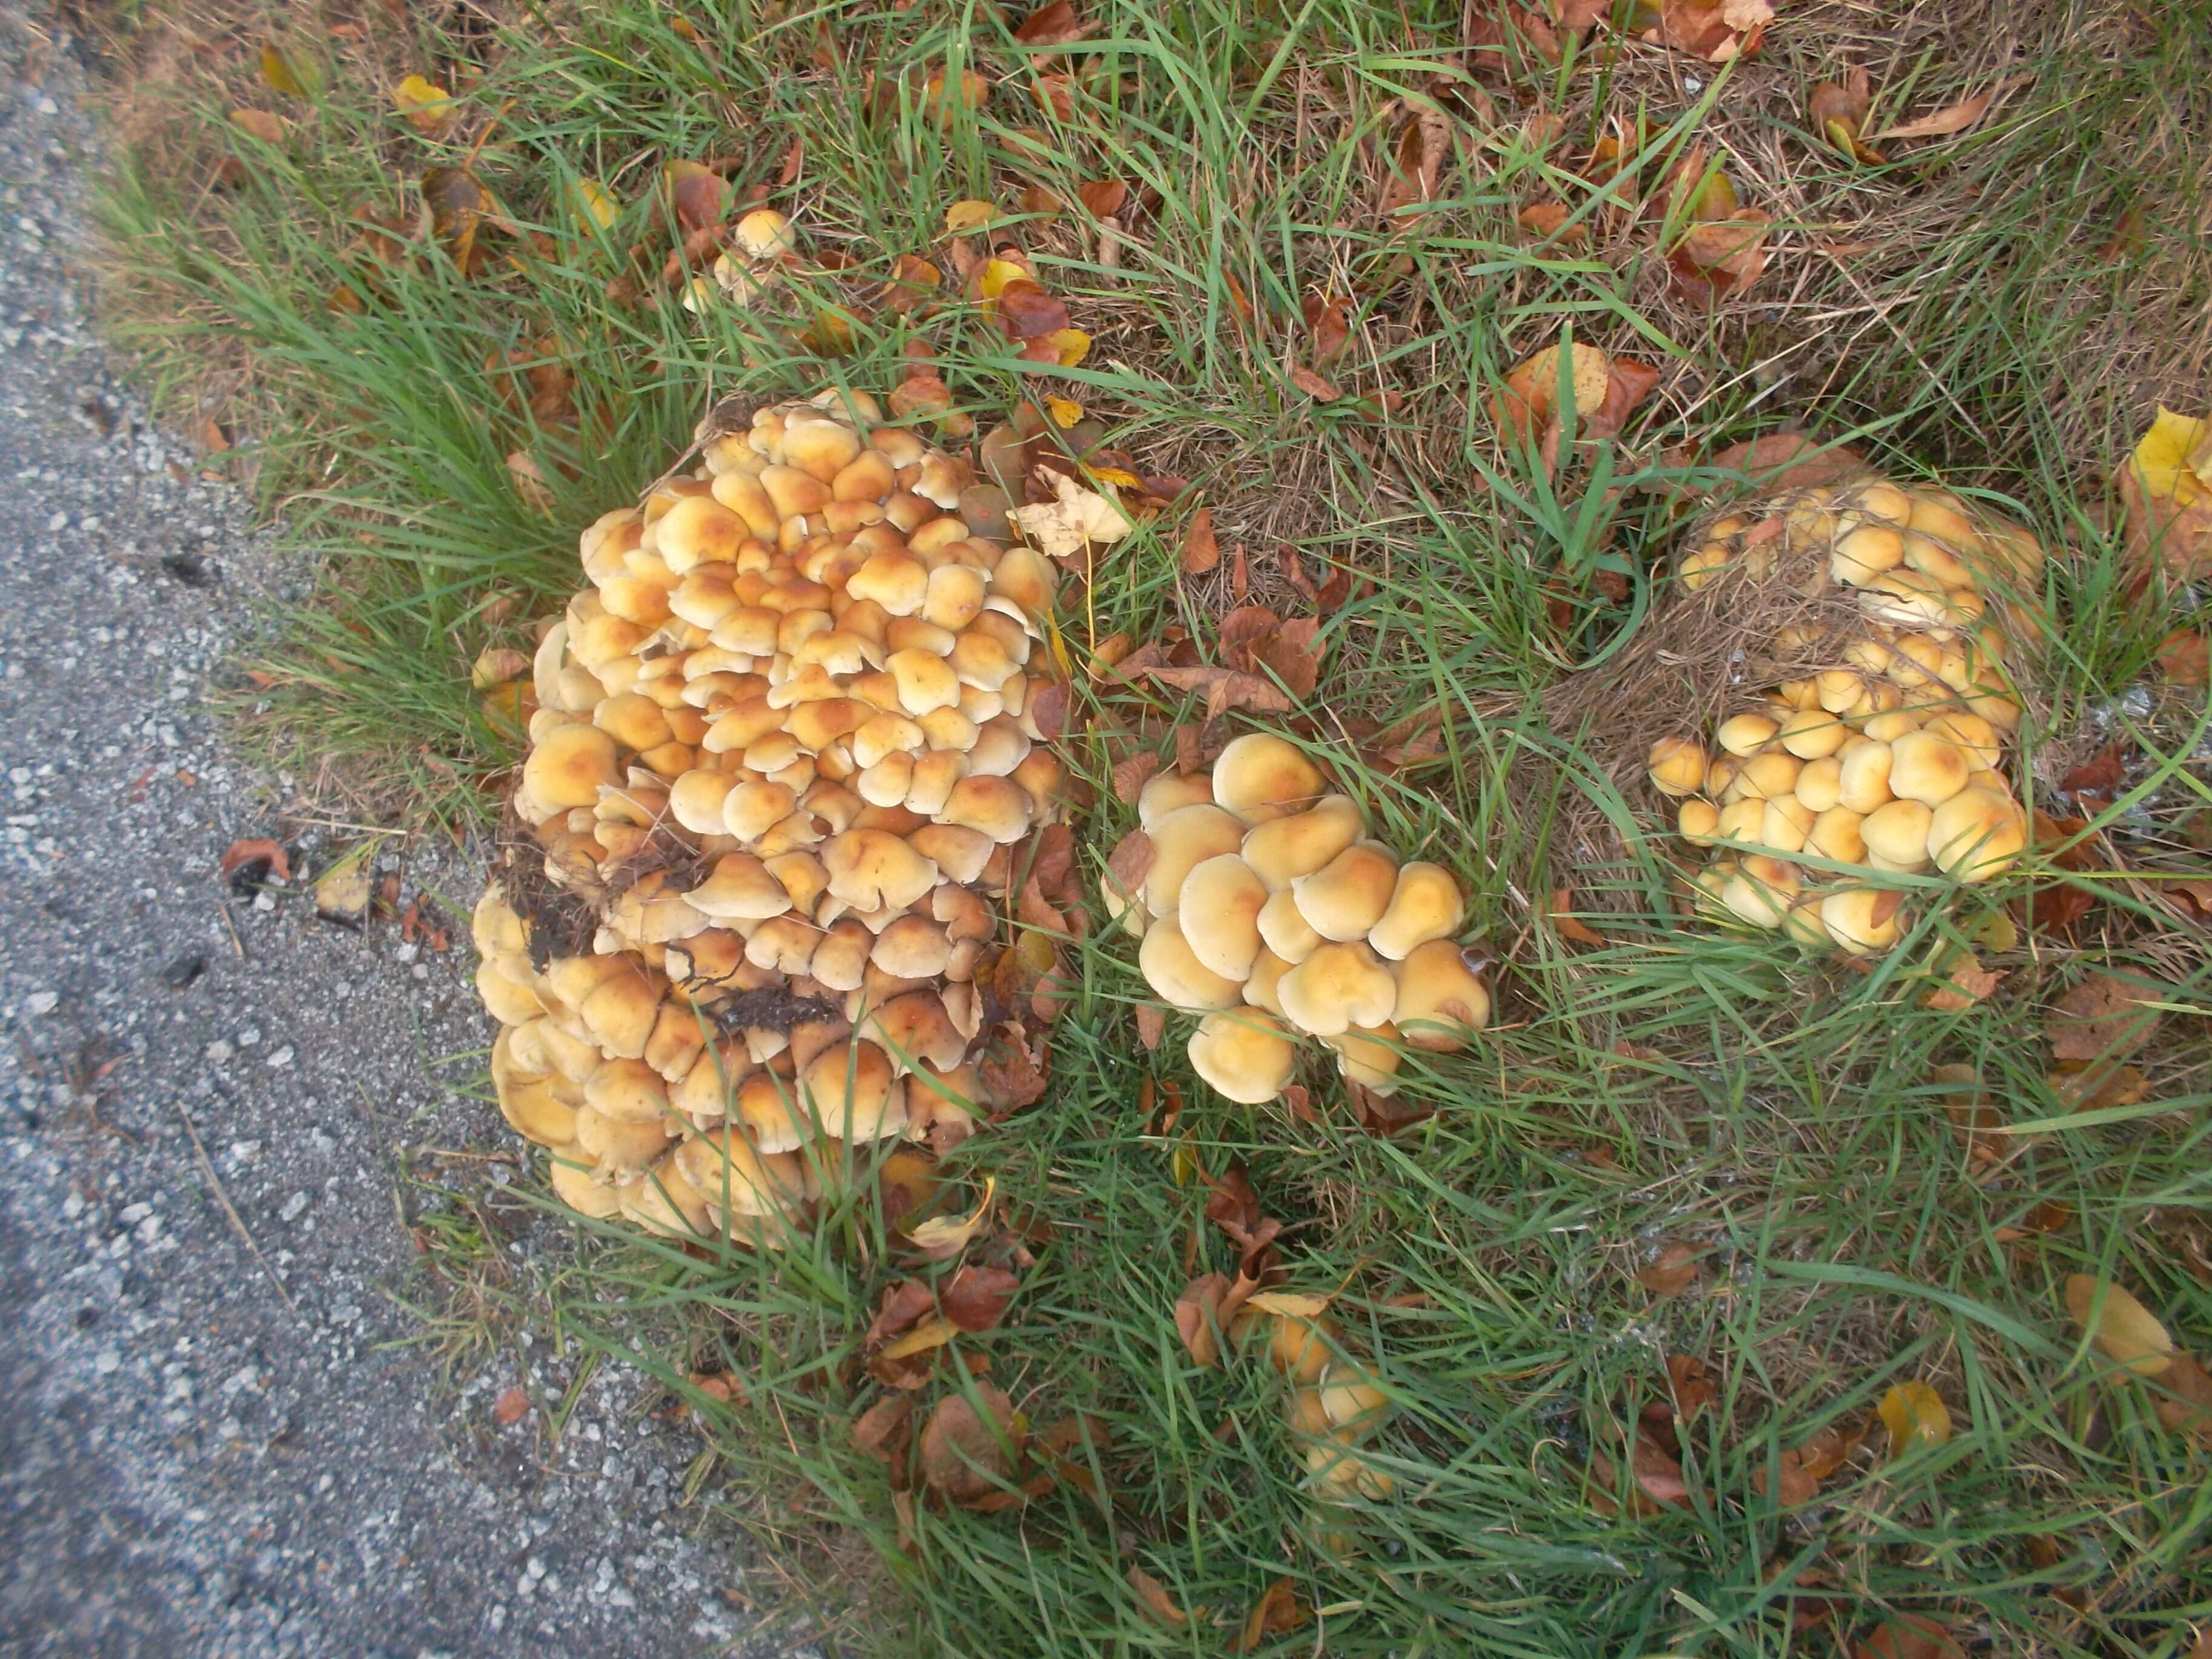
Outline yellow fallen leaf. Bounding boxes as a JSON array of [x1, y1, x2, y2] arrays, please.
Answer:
[[2131, 406, 2212, 508], [1047, 327, 1091, 367], [1877, 1381, 1952, 1456], [228, 108, 285, 144], [2063, 1274, 2175, 1376], [567, 177, 618, 230], [877, 1313, 959, 1361], [903, 1175, 994, 1257], [1084, 464, 1144, 491], [392, 73, 454, 135], [945, 199, 996, 235], [979, 258, 1030, 303], [1246, 1290, 1332, 1318], [259, 41, 322, 99], [1045, 397, 1083, 427], [471, 646, 530, 688], [1008, 471, 1133, 558]]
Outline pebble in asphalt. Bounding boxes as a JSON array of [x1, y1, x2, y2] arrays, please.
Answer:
[[0, 12, 792, 1657]]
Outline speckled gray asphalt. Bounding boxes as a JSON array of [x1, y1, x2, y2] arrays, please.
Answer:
[[0, 12, 785, 1657]]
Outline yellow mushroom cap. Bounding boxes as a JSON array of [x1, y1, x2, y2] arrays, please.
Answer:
[[574, 1104, 675, 1178], [1256, 886, 1322, 964], [577, 965, 664, 1059], [524, 723, 622, 813], [546, 1145, 622, 1218], [1239, 794, 1364, 891], [735, 1073, 810, 1154], [1732, 750, 1804, 802], [1142, 803, 1247, 916], [1820, 886, 1904, 955], [1177, 854, 1270, 980], [689, 853, 796, 920], [1888, 730, 1971, 808], [1276, 940, 1397, 1037], [802, 1040, 908, 1142], [1187, 1008, 1299, 1104], [1367, 862, 1463, 960], [1861, 798, 1936, 869], [1794, 756, 1843, 814], [1137, 769, 1216, 827], [654, 495, 749, 574], [1138, 915, 1246, 1012], [1776, 707, 1846, 760], [617, 1158, 716, 1240], [1804, 806, 1868, 865], [1291, 842, 1401, 942], [1715, 713, 1780, 757], [672, 1127, 807, 1220], [477, 960, 544, 1027], [1242, 947, 1293, 1017], [821, 829, 939, 912], [1837, 740, 1895, 814], [1677, 799, 1721, 846], [1326, 1022, 1404, 1095], [583, 1056, 671, 1124], [939, 774, 1034, 843], [492, 1031, 578, 1147], [1926, 789, 2028, 881], [1647, 736, 1708, 797], [1210, 732, 1326, 823]]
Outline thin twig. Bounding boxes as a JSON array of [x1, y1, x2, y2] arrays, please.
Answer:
[[216, 899, 247, 962], [174, 1103, 300, 1319]]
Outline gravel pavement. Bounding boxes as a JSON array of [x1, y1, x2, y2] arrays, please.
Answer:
[[0, 12, 777, 1656]]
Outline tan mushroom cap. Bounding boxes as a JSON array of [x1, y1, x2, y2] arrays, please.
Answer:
[[617, 1159, 715, 1239], [1240, 794, 1364, 891], [1390, 940, 1489, 1052], [1142, 803, 1247, 916], [1327, 1023, 1403, 1095], [822, 829, 939, 911], [1178, 854, 1270, 980], [673, 1127, 808, 1221], [1926, 789, 2027, 881], [1211, 732, 1326, 823], [736, 1072, 811, 1154], [857, 991, 970, 1074], [1256, 886, 1322, 965], [689, 853, 796, 920], [1187, 1008, 1299, 1104], [1837, 741, 1895, 814], [1138, 915, 1245, 1012], [802, 1041, 908, 1142], [871, 914, 951, 978], [1291, 842, 1401, 942], [1276, 940, 1396, 1037], [492, 1031, 578, 1147], [1715, 713, 1779, 757], [524, 723, 622, 813], [584, 1056, 671, 1124], [546, 1145, 622, 1218], [1242, 946, 1293, 1017], [1820, 886, 1904, 955], [578, 965, 664, 1059], [1367, 862, 1463, 960], [574, 1104, 675, 1178], [1647, 736, 1707, 797], [1138, 770, 1217, 828], [939, 774, 1033, 843], [477, 960, 545, 1026], [1888, 729, 1971, 807], [1861, 798, 1935, 871], [907, 823, 993, 885]]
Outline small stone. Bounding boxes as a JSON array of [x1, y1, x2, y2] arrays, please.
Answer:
[[94, 1349, 121, 1375], [204, 1040, 233, 1064], [24, 990, 57, 1016], [280, 1191, 309, 1222], [265, 1045, 294, 1068]]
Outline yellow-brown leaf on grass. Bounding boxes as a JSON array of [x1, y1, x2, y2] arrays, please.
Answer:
[[1669, 207, 1772, 303], [422, 167, 492, 275], [1377, 102, 1453, 218], [1810, 69, 1883, 164], [1230, 1578, 1310, 1654], [1127, 1566, 1193, 1627], [1797, 1419, 1866, 1481], [1634, 1238, 1703, 1296], [392, 73, 455, 136], [1641, 0, 1772, 64], [2157, 629, 2210, 685], [1993, 1199, 2074, 1245], [506, 452, 555, 514], [1750, 1449, 1820, 1506], [566, 177, 618, 230], [2049, 973, 2165, 1064], [1174, 1272, 1233, 1367], [917, 1384, 1027, 1507], [1008, 472, 1133, 559], [945, 198, 996, 235], [2047, 1061, 2149, 1114], [1289, 364, 1342, 401], [1044, 397, 1082, 428], [1181, 505, 1221, 574], [1877, 1381, 1952, 1456], [2151, 1352, 2212, 1441], [1922, 953, 2005, 1011], [1853, 1614, 1968, 1659], [1870, 76, 2026, 142], [2122, 406, 2212, 582], [1495, 341, 1662, 469], [2064, 1275, 2175, 1376], [228, 108, 285, 144], [1518, 202, 1586, 243], [259, 39, 323, 99], [470, 646, 529, 688], [1546, 886, 1609, 947], [902, 1175, 995, 1259]]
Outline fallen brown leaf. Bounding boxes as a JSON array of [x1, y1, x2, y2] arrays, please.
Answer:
[[2121, 407, 2212, 582], [492, 1386, 530, 1426], [1014, 0, 1089, 47], [1128, 1566, 1192, 1627], [1109, 752, 1160, 804], [2157, 629, 2209, 685], [918, 1384, 1025, 1506], [229, 107, 285, 144], [1301, 292, 1350, 363], [1853, 1614, 1968, 1659], [2064, 1273, 2174, 1375], [1922, 956, 2005, 1011], [1810, 68, 1883, 163], [1517, 201, 1586, 243], [1175, 1272, 1234, 1367], [220, 838, 292, 883], [1378, 103, 1453, 217], [1871, 77, 2024, 141], [1231, 1577, 1310, 1654], [942, 1264, 1021, 1333], [1289, 364, 1342, 401], [1634, 1238, 1702, 1296], [2049, 974, 2163, 1064], [1796, 1419, 1866, 1481], [1546, 886, 1609, 947], [2151, 1352, 2212, 1441], [1181, 506, 1221, 574], [852, 1394, 917, 1487], [1644, 0, 1772, 63]]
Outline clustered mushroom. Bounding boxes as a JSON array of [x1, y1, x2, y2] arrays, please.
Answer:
[[474, 390, 1065, 1243], [1652, 475, 2041, 951], [1264, 1307, 1395, 1504], [1107, 732, 1491, 1103]]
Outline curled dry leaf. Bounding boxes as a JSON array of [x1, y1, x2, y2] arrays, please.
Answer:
[[1008, 472, 1133, 558], [1922, 954, 2005, 1011], [1128, 1566, 1192, 1627], [229, 108, 285, 144], [1750, 1449, 1819, 1506], [2122, 406, 2212, 582], [492, 1386, 531, 1426], [1665, 1352, 1717, 1420], [1870, 77, 2025, 142], [1546, 887, 1609, 947], [1181, 506, 1221, 574], [1811, 69, 1883, 163], [2049, 974, 2163, 1064], [421, 167, 492, 275], [1644, 0, 1772, 62], [392, 74, 454, 136], [259, 39, 323, 99], [2151, 1352, 2212, 1440], [2063, 1274, 2174, 1375], [1014, 0, 1090, 47], [1518, 202, 1586, 243], [1796, 1419, 1866, 1481], [903, 1175, 997, 1259], [1301, 292, 1351, 363], [220, 837, 292, 883], [1634, 1238, 1703, 1296], [1877, 1381, 1952, 1456], [940, 1264, 1020, 1333], [506, 452, 555, 514], [1230, 1577, 1310, 1654], [1853, 1614, 1968, 1659], [1288, 364, 1342, 401], [2156, 629, 2209, 685], [918, 1384, 1025, 1506], [1378, 103, 1453, 218], [852, 1394, 918, 1486]]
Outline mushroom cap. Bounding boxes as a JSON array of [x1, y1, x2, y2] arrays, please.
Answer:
[[689, 853, 796, 920], [1142, 803, 1247, 916], [524, 723, 622, 813], [1276, 940, 1396, 1037], [654, 495, 749, 573], [1239, 794, 1364, 891], [673, 1127, 807, 1219], [802, 1041, 908, 1141], [1861, 798, 1935, 869], [1926, 789, 2027, 881], [1210, 732, 1327, 823], [1647, 736, 1708, 797], [477, 959, 545, 1027], [574, 1104, 675, 1178], [473, 883, 529, 957], [1677, 799, 1722, 846], [870, 914, 952, 979], [669, 768, 737, 835], [856, 991, 970, 1074], [1794, 756, 1843, 814], [1776, 707, 1846, 760], [1732, 751, 1803, 802], [1390, 940, 1489, 1051], [578, 965, 665, 1059], [1326, 1022, 1403, 1095], [1836, 741, 1895, 814], [617, 1158, 715, 1239], [939, 775, 1034, 843], [1137, 915, 1245, 1012], [546, 1145, 623, 1218], [1715, 713, 1780, 757], [670, 1041, 752, 1118], [1187, 1008, 1298, 1104], [584, 1056, 671, 1124], [822, 829, 939, 911], [1367, 861, 1463, 960], [1888, 729, 1971, 807], [907, 823, 994, 885], [736, 1072, 811, 1153], [1819, 886, 1904, 955], [1256, 886, 1322, 964], [492, 1030, 578, 1147], [1138, 770, 1216, 828], [1177, 854, 1270, 980], [1290, 842, 1401, 942], [1805, 805, 1868, 865], [1242, 947, 1293, 1017]]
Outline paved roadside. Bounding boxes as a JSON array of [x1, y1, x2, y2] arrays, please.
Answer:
[[0, 11, 775, 1656]]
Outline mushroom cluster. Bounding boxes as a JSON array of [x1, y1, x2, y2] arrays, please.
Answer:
[[474, 390, 1065, 1242], [1651, 474, 2042, 951], [1106, 733, 1490, 1104]]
